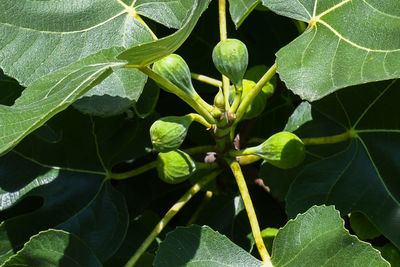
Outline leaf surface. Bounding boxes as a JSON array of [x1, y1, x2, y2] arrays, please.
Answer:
[[286, 80, 400, 248], [1, 230, 102, 267], [154, 225, 264, 267], [0, 48, 125, 155], [0, 153, 127, 263], [0, 0, 152, 86], [228, 0, 260, 28], [284, 101, 312, 132], [262, 0, 400, 100], [0, 108, 157, 263], [272, 205, 389, 267], [0, 0, 208, 117], [118, 0, 211, 66]]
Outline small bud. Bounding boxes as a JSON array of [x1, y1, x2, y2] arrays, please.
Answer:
[[214, 88, 225, 110]]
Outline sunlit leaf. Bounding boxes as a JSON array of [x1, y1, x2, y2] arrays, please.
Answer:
[[262, 0, 400, 100]]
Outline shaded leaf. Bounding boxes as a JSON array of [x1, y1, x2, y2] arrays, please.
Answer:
[[286, 80, 400, 248], [154, 225, 263, 267], [104, 210, 160, 267], [228, 0, 260, 28], [284, 101, 312, 132], [272, 205, 389, 267], [133, 79, 160, 119], [350, 212, 381, 240], [378, 243, 400, 267], [0, 107, 157, 262], [2, 229, 101, 267], [0, 151, 128, 263], [262, 0, 400, 101], [0, 48, 126, 156]]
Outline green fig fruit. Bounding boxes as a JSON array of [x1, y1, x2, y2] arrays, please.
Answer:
[[212, 39, 248, 87], [228, 79, 275, 119], [157, 150, 196, 184], [214, 88, 225, 109], [244, 132, 305, 169], [150, 115, 193, 153], [152, 54, 197, 98], [242, 80, 275, 120]]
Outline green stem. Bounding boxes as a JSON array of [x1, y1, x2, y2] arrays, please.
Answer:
[[218, 0, 227, 41], [137, 66, 216, 124], [218, 0, 231, 112], [235, 63, 277, 123], [196, 162, 219, 170], [214, 113, 234, 152], [110, 161, 157, 180], [222, 76, 231, 111], [187, 191, 213, 226], [227, 159, 272, 265], [229, 84, 242, 114], [196, 96, 222, 118], [302, 130, 353, 145], [191, 73, 222, 88], [228, 145, 258, 157], [187, 113, 212, 128], [124, 170, 221, 267], [238, 155, 262, 165], [248, 131, 353, 147], [111, 145, 218, 180]]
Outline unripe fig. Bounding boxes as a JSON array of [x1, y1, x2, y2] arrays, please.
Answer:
[[212, 39, 248, 87], [157, 150, 196, 184], [228, 79, 275, 119], [244, 132, 305, 169], [150, 115, 192, 152], [242, 80, 275, 120], [214, 88, 225, 109], [152, 54, 197, 98]]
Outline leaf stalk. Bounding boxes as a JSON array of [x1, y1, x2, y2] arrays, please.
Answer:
[[110, 161, 157, 180], [191, 73, 222, 87], [124, 170, 221, 267], [137, 66, 217, 124], [235, 63, 277, 123], [227, 159, 272, 265]]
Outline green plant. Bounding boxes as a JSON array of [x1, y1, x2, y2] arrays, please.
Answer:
[[0, 0, 399, 266]]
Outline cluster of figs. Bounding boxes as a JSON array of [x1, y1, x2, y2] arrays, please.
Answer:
[[150, 39, 305, 184]]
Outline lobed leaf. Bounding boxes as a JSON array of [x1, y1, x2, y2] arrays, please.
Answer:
[[262, 0, 400, 101], [154, 225, 264, 267], [2, 229, 102, 267], [0, 108, 156, 263], [272, 205, 389, 267], [118, 0, 211, 66], [0, 48, 127, 156]]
